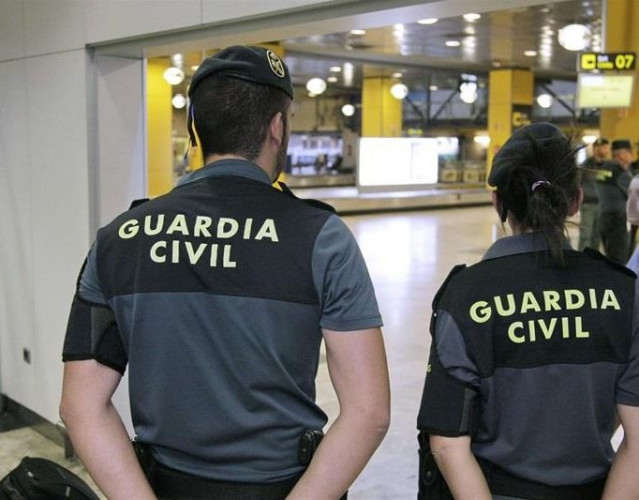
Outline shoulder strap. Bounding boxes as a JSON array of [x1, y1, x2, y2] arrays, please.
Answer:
[[277, 181, 336, 213], [582, 247, 636, 277]]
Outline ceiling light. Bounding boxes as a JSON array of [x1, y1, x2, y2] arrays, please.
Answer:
[[390, 83, 409, 99], [341, 104, 356, 117], [473, 135, 490, 147], [524, 50, 538, 57], [558, 23, 592, 51], [417, 18, 438, 25], [190, 65, 200, 72], [170, 53, 184, 67], [163, 67, 185, 85], [460, 89, 478, 104], [327, 76, 338, 83], [446, 40, 461, 47], [392, 72, 403, 79], [171, 94, 187, 109], [536, 93, 554, 108], [306, 77, 327, 95], [350, 29, 366, 36], [463, 13, 481, 22], [429, 85, 438, 91], [329, 66, 342, 72]]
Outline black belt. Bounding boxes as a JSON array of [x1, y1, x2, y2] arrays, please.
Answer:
[[153, 465, 303, 500], [479, 459, 607, 500]]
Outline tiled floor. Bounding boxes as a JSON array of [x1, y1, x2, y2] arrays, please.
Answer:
[[0, 205, 581, 499]]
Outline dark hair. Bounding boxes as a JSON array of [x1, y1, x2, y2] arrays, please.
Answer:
[[191, 75, 291, 160], [494, 132, 582, 265]]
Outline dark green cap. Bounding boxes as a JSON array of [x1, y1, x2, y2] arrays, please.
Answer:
[[612, 139, 632, 151], [488, 122, 567, 187], [188, 45, 293, 99]]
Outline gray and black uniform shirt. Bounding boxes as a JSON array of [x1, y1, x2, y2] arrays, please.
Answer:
[[418, 233, 639, 487], [63, 160, 382, 483]]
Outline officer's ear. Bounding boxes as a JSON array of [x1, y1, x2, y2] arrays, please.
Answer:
[[268, 112, 285, 147], [491, 191, 507, 222], [568, 187, 584, 217]]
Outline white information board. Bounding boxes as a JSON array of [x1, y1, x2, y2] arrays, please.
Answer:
[[358, 137, 439, 188]]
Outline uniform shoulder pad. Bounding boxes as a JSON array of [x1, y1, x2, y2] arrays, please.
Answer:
[[582, 247, 636, 277], [277, 182, 336, 213], [128, 198, 150, 210], [432, 264, 467, 309]]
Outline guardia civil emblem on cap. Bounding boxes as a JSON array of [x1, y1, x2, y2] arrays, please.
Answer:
[[266, 50, 286, 79]]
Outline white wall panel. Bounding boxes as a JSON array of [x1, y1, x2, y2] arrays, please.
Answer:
[[202, 0, 332, 23], [95, 56, 146, 225], [0, 59, 35, 404], [0, 0, 25, 62], [85, 0, 201, 45], [23, 0, 87, 57], [22, 50, 91, 422]]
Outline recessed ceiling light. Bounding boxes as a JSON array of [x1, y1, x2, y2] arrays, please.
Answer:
[[445, 40, 461, 47], [429, 85, 439, 91], [392, 72, 403, 79], [417, 18, 438, 25], [524, 50, 538, 57], [329, 66, 342, 72], [350, 29, 366, 36], [463, 13, 481, 22], [327, 76, 338, 83]]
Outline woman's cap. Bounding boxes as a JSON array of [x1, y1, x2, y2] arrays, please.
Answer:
[[188, 45, 294, 99], [488, 122, 567, 187]]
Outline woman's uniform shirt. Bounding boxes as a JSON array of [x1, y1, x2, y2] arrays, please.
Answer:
[[418, 233, 639, 486]]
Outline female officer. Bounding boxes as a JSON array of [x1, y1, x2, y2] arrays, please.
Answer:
[[417, 122, 639, 499]]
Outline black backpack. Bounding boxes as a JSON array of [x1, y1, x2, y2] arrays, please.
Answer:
[[0, 457, 99, 500]]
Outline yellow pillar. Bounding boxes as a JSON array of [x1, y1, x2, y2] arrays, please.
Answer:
[[599, 0, 639, 144], [361, 76, 402, 137], [487, 69, 534, 175], [147, 59, 173, 197]]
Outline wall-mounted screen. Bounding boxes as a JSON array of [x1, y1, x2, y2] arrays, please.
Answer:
[[576, 73, 635, 108], [358, 137, 439, 188]]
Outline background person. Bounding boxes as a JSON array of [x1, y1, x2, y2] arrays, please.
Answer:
[[596, 139, 633, 264], [417, 123, 639, 499], [578, 137, 609, 251], [60, 45, 390, 500]]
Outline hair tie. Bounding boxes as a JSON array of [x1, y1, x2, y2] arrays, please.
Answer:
[[531, 180, 551, 193]]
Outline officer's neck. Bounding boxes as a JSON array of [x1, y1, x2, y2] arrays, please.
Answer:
[[204, 153, 276, 180]]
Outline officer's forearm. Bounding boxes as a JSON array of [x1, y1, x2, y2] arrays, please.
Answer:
[[430, 435, 491, 500], [62, 401, 155, 500], [286, 410, 389, 500], [603, 438, 639, 499], [60, 360, 155, 500]]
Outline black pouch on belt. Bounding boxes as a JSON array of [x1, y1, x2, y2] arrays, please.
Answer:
[[132, 439, 158, 484]]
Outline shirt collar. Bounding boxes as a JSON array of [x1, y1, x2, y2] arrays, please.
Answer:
[[177, 159, 272, 186], [483, 233, 573, 260]]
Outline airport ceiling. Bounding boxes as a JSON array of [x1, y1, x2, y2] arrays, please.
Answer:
[[171, 0, 603, 98]]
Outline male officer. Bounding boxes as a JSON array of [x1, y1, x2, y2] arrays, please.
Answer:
[[597, 139, 633, 264], [60, 45, 390, 500], [578, 137, 609, 251]]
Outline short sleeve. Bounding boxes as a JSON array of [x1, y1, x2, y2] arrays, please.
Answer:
[[62, 241, 128, 374], [312, 215, 382, 331], [417, 309, 480, 436], [616, 279, 639, 406]]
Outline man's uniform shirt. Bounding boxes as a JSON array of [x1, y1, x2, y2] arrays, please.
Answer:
[[63, 160, 382, 483], [418, 234, 639, 486]]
